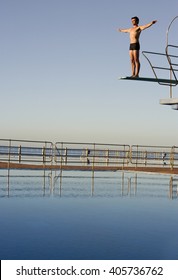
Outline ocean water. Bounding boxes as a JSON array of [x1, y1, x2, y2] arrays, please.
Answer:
[[0, 170, 178, 260]]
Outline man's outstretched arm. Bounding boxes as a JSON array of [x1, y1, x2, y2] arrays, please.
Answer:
[[117, 28, 130, 33], [140, 20, 157, 31]]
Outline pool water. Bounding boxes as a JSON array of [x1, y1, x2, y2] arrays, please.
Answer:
[[0, 170, 178, 260]]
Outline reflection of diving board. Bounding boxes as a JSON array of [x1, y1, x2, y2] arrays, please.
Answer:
[[120, 76, 178, 85]]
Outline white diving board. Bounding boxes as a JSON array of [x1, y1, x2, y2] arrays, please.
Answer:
[[120, 76, 178, 85]]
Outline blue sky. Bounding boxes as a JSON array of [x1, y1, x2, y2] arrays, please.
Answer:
[[1, 0, 178, 146]]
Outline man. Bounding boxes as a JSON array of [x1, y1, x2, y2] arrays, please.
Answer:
[[118, 17, 157, 77]]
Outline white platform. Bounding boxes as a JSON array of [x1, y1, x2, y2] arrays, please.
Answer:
[[159, 98, 178, 110]]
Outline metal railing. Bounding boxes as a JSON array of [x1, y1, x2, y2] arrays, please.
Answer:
[[142, 50, 178, 87], [131, 145, 178, 168], [0, 139, 178, 171], [54, 142, 130, 167], [0, 139, 53, 166], [142, 16, 178, 98]]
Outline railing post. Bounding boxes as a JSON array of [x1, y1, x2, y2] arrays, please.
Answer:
[[42, 146, 46, 164], [91, 143, 95, 191], [60, 142, 63, 167], [60, 142, 63, 194], [106, 149, 109, 166], [65, 148, 68, 165], [7, 139, 11, 194], [129, 146, 132, 165], [144, 151, 147, 166], [53, 143, 57, 165], [122, 146, 125, 167], [170, 146, 175, 170], [43, 143, 47, 190], [19, 145, 21, 163], [136, 145, 138, 167]]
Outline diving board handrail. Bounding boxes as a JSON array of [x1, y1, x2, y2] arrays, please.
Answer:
[[142, 50, 177, 86], [141, 16, 178, 91], [166, 16, 178, 47], [165, 16, 178, 97], [165, 44, 178, 81]]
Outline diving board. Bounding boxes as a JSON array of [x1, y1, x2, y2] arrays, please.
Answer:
[[120, 76, 178, 85]]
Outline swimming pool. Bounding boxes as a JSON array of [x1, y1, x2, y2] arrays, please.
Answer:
[[0, 171, 178, 260]]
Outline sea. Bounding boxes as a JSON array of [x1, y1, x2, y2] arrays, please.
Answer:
[[0, 169, 178, 260]]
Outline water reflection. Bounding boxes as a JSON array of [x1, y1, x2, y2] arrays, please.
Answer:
[[0, 169, 177, 199]]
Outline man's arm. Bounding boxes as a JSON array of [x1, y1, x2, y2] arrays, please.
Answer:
[[117, 28, 130, 33], [140, 20, 157, 31]]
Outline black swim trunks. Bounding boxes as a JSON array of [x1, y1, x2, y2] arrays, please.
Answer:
[[129, 42, 140, 50]]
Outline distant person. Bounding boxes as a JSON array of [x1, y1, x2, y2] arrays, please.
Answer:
[[162, 152, 167, 166], [118, 17, 157, 77]]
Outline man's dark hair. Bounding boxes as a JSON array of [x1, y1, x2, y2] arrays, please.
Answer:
[[131, 16, 139, 24]]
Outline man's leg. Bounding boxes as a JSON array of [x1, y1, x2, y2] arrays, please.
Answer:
[[133, 50, 140, 77], [129, 50, 135, 76]]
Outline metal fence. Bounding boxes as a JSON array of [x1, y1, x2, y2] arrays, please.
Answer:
[[0, 139, 178, 170], [130, 145, 178, 168], [0, 139, 53, 165], [54, 142, 130, 167]]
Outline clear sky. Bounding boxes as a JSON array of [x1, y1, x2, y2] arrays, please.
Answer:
[[1, 0, 178, 146]]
